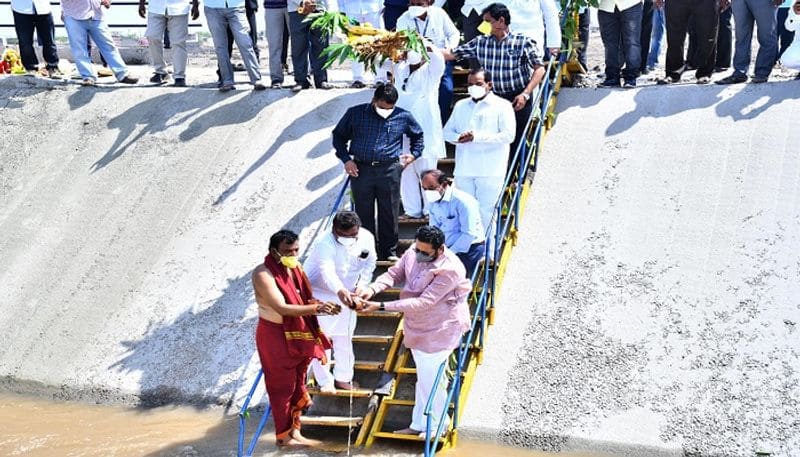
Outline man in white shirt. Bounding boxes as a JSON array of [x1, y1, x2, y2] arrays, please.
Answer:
[[443, 68, 515, 258], [339, 0, 384, 87], [305, 211, 377, 391], [11, 0, 62, 78], [395, 47, 446, 220], [138, 0, 199, 86], [504, 0, 561, 58], [396, 0, 459, 121]]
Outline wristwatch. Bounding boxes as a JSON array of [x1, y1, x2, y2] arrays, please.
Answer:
[[379, 302, 386, 311], [520, 92, 530, 101]]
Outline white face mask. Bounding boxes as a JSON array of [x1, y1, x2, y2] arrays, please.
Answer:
[[408, 5, 427, 17], [375, 107, 394, 118], [337, 236, 357, 247], [423, 189, 443, 203], [467, 84, 487, 100]]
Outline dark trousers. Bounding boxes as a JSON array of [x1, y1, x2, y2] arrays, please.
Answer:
[[456, 241, 485, 280], [687, 8, 732, 69], [778, 7, 795, 60], [638, 0, 654, 72], [665, 0, 719, 79], [13, 11, 59, 70], [462, 10, 482, 69], [497, 91, 533, 169], [351, 162, 402, 259], [288, 11, 328, 87], [438, 61, 455, 124], [598, 4, 643, 81], [577, 8, 590, 70], [382, 3, 407, 30]]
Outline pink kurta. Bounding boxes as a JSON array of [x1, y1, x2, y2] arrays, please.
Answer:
[[372, 245, 471, 353]]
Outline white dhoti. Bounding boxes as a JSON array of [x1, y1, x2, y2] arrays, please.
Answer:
[[400, 156, 440, 218], [409, 348, 452, 433], [310, 306, 357, 385]]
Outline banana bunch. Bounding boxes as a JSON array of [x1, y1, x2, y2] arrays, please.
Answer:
[[310, 12, 426, 73]]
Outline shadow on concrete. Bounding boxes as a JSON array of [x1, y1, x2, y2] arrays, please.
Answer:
[[714, 80, 800, 121], [213, 92, 363, 206], [111, 271, 257, 410], [605, 84, 726, 136], [91, 90, 273, 172], [553, 87, 613, 113], [67, 85, 114, 111]]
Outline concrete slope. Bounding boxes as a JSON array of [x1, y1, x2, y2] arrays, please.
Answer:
[[0, 77, 370, 406], [460, 81, 800, 457]]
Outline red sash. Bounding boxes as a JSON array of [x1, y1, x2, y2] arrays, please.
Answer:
[[263, 255, 331, 362]]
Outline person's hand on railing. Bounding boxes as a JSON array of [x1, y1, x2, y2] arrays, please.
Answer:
[[138, 0, 146, 18], [191, 1, 200, 19], [399, 154, 415, 169], [548, 47, 560, 57], [344, 159, 359, 178], [100, 0, 111, 9]]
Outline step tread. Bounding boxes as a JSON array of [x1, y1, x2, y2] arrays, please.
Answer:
[[382, 398, 416, 406], [352, 334, 394, 344], [307, 387, 373, 398], [300, 415, 364, 427], [354, 360, 385, 371], [357, 310, 402, 318], [371, 431, 447, 442]]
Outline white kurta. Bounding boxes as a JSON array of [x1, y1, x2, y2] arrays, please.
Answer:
[[303, 228, 377, 336], [395, 47, 447, 160], [395, 48, 447, 217], [505, 0, 561, 57]]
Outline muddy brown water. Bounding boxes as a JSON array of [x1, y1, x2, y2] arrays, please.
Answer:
[[0, 392, 599, 457]]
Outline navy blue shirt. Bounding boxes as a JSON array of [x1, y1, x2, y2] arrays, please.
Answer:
[[332, 103, 424, 164]]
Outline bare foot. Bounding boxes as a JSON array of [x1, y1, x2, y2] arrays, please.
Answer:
[[290, 430, 322, 447], [393, 427, 421, 435], [276, 437, 310, 448]]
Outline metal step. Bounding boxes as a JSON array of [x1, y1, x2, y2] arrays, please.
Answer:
[[357, 310, 402, 318], [370, 431, 447, 442], [307, 386, 373, 398], [352, 334, 394, 344], [300, 415, 364, 427]]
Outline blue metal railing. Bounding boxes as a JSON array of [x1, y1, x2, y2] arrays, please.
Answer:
[[235, 175, 351, 457]]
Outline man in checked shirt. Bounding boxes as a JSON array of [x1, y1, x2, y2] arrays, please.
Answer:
[[443, 2, 546, 161], [332, 83, 425, 261]]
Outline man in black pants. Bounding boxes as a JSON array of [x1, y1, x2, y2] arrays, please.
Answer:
[[332, 84, 424, 261], [686, 7, 732, 72], [655, 0, 721, 85], [11, 0, 62, 78]]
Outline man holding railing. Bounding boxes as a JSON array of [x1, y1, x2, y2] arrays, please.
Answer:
[[356, 226, 470, 436], [442, 2, 545, 158]]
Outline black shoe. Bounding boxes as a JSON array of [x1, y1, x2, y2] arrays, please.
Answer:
[[149, 72, 169, 84], [350, 80, 366, 88], [715, 72, 748, 85], [173, 78, 186, 87], [599, 78, 620, 88], [696, 76, 711, 84], [656, 76, 679, 85], [623, 79, 636, 89], [253, 81, 267, 91], [233, 62, 246, 72], [119, 75, 139, 84], [640, 68, 650, 75], [713, 66, 729, 73], [750, 75, 769, 84]]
